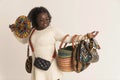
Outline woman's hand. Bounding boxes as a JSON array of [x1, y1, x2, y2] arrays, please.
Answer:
[[87, 31, 99, 38], [9, 24, 17, 32]]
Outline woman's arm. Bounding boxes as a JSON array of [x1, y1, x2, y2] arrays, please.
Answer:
[[53, 27, 82, 43], [54, 27, 99, 43], [13, 32, 29, 44], [9, 24, 29, 44]]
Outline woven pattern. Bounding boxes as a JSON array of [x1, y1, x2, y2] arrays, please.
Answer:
[[58, 46, 73, 58], [57, 56, 73, 72], [34, 57, 51, 71], [57, 35, 77, 72], [10, 15, 31, 38]]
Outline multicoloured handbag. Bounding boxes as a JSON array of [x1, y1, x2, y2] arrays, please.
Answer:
[[9, 15, 32, 38], [79, 38, 100, 63]]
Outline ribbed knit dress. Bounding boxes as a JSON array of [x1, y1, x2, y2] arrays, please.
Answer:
[[14, 26, 80, 80]]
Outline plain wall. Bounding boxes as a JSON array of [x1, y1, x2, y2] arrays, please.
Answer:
[[0, 0, 120, 80]]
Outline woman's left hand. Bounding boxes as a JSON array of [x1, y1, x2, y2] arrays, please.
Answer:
[[87, 31, 99, 38]]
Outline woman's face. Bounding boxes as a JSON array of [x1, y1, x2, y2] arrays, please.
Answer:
[[36, 13, 50, 30]]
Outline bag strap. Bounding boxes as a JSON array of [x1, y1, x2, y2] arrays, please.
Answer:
[[72, 35, 78, 48], [90, 38, 100, 50], [27, 45, 30, 58], [28, 28, 56, 59], [59, 34, 78, 49], [59, 34, 69, 49], [29, 28, 36, 52], [27, 28, 36, 58]]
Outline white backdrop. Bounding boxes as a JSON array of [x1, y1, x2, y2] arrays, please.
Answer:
[[0, 0, 120, 80]]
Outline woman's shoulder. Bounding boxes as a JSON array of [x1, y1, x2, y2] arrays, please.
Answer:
[[50, 26, 62, 31]]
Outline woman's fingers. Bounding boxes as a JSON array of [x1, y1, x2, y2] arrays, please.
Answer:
[[94, 31, 99, 36], [93, 31, 99, 37], [91, 31, 96, 34], [88, 31, 99, 38], [9, 24, 16, 32]]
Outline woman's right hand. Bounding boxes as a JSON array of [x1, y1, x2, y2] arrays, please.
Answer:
[[87, 31, 99, 39], [9, 24, 17, 32]]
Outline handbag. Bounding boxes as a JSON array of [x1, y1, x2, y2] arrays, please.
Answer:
[[9, 15, 31, 38], [57, 34, 78, 72], [25, 29, 35, 73], [79, 38, 100, 63], [72, 36, 90, 73], [79, 40, 92, 63], [34, 57, 51, 70], [72, 37, 100, 73], [25, 45, 32, 73], [88, 38, 100, 63], [58, 34, 72, 58], [25, 29, 36, 73], [33, 50, 56, 71]]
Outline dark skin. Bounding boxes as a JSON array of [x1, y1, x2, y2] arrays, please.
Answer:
[[36, 13, 50, 30]]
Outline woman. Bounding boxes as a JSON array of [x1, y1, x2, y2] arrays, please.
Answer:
[[10, 6, 98, 80]]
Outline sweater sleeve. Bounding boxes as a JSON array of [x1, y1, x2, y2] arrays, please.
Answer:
[[53, 27, 84, 43], [13, 32, 29, 44]]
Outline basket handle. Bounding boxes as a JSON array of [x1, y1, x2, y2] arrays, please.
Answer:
[[59, 34, 69, 49], [72, 35, 78, 48], [59, 34, 78, 49]]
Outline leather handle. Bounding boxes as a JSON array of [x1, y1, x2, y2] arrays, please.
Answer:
[[59, 34, 69, 49], [72, 35, 78, 48], [59, 34, 78, 49], [29, 28, 36, 52], [27, 45, 30, 57]]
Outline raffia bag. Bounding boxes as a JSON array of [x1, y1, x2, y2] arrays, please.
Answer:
[[57, 35, 77, 72]]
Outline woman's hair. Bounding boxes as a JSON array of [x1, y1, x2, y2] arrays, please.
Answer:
[[27, 6, 51, 28]]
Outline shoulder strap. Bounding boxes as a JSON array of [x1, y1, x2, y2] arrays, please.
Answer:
[[27, 45, 30, 57], [26, 29, 36, 57], [59, 34, 78, 49], [29, 28, 56, 59], [29, 28, 36, 52]]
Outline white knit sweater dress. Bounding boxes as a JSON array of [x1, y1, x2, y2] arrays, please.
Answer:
[[14, 26, 81, 80]]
